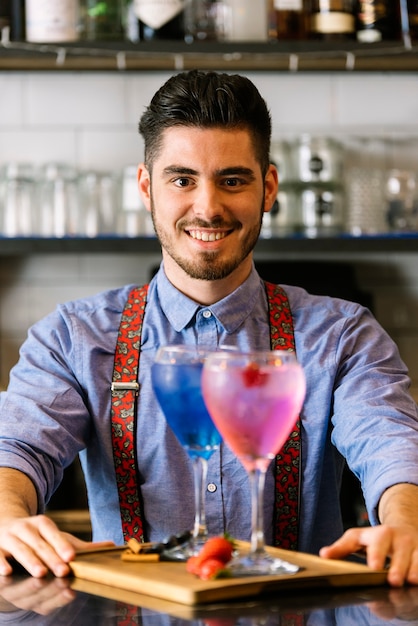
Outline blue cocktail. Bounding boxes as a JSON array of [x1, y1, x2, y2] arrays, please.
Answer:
[[151, 345, 221, 557]]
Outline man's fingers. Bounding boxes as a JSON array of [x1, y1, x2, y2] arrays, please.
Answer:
[[0, 555, 13, 577], [408, 547, 418, 585], [0, 514, 116, 579], [0, 515, 75, 578], [319, 527, 366, 560], [320, 525, 418, 587], [384, 531, 418, 587], [358, 526, 393, 571], [321, 526, 392, 569]]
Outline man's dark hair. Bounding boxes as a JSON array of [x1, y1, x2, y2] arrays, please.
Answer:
[[138, 70, 272, 175]]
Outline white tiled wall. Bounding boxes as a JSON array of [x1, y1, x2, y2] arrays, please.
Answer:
[[1, 69, 418, 398]]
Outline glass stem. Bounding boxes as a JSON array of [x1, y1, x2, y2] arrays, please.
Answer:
[[192, 456, 208, 542], [249, 467, 267, 555]]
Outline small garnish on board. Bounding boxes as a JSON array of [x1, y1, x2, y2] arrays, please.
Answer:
[[186, 535, 235, 580], [121, 530, 192, 562], [121, 538, 160, 562]]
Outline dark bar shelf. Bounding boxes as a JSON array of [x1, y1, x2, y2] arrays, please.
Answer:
[[0, 234, 416, 256], [1, 39, 418, 72]]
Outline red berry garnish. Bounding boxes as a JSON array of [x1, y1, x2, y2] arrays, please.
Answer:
[[242, 362, 267, 387]]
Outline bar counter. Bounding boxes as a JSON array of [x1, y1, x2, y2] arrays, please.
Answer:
[[0, 574, 417, 625]]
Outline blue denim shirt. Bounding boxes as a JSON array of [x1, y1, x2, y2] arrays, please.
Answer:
[[0, 263, 417, 555]]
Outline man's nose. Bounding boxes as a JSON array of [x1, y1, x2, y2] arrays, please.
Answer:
[[193, 182, 225, 219]]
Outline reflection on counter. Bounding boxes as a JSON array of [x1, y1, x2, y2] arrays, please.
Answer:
[[0, 575, 418, 625]]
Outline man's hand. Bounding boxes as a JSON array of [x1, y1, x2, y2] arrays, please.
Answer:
[[0, 468, 113, 578], [321, 483, 418, 587], [320, 524, 418, 587], [0, 514, 114, 578]]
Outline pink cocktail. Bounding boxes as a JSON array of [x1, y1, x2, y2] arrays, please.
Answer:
[[202, 350, 306, 576]]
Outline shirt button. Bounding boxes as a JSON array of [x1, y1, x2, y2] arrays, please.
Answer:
[[207, 483, 217, 493], [202, 310, 212, 319]]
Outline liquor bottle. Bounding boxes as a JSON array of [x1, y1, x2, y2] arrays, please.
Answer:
[[10, 0, 25, 40], [25, 0, 80, 42], [133, 0, 187, 40], [356, 0, 399, 42], [184, 0, 227, 43], [309, 0, 356, 40], [224, 0, 269, 41], [271, 0, 308, 40], [0, 0, 10, 32], [406, 0, 418, 41], [83, 0, 125, 40]]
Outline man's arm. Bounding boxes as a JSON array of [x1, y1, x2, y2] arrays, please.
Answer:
[[0, 468, 111, 578], [320, 483, 418, 587], [0, 468, 38, 517]]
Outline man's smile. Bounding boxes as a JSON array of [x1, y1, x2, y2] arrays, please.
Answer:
[[187, 229, 230, 242]]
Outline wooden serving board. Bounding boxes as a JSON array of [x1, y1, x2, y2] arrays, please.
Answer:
[[69, 543, 387, 606]]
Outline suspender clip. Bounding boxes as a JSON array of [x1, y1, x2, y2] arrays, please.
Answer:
[[111, 381, 140, 393]]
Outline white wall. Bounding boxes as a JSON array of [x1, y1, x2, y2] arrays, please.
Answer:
[[1, 69, 418, 398], [4, 71, 418, 171]]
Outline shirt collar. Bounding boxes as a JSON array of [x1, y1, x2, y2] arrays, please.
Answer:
[[155, 263, 264, 333]]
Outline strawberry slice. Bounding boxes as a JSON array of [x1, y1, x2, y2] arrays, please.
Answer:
[[198, 558, 228, 580], [197, 536, 234, 564], [186, 535, 234, 580], [242, 362, 268, 387]]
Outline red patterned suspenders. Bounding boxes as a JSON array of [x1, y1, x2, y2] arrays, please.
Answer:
[[111, 281, 300, 549], [265, 282, 300, 551], [111, 284, 149, 543]]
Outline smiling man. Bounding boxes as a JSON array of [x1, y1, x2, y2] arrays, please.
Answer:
[[0, 70, 417, 586], [138, 125, 277, 301]]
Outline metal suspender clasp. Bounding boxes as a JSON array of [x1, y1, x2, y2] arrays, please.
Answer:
[[111, 381, 140, 393]]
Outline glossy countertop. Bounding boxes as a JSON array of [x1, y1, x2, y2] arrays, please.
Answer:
[[0, 574, 417, 626]]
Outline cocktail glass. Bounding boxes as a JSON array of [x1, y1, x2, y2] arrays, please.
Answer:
[[151, 345, 221, 559], [202, 350, 306, 576]]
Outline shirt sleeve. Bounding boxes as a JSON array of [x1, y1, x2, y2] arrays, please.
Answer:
[[330, 302, 418, 525], [0, 305, 93, 511]]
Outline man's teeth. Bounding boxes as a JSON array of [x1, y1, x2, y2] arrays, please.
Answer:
[[189, 230, 227, 242]]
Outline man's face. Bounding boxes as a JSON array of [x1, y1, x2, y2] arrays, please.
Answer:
[[139, 126, 277, 282]]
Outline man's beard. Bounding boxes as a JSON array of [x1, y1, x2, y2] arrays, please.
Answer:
[[150, 199, 264, 281]]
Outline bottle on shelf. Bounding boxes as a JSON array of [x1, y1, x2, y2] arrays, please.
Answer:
[[184, 0, 228, 43], [10, 0, 25, 40], [223, 0, 269, 41], [0, 0, 10, 33], [407, 0, 418, 41], [308, 0, 356, 40], [132, 0, 187, 41], [355, 0, 400, 42], [82, 0, 125, 40], [25, 0, 80, 42], [288, 135, 345, 237], [269, 0, 309, 40]]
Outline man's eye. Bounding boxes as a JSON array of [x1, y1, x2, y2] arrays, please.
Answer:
[[175, 178, 190, 187], [225, 178, 240, 187]]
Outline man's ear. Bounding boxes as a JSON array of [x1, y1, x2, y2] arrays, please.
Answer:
[[264, 163, 279, 214], [137, 163, 151, 212]]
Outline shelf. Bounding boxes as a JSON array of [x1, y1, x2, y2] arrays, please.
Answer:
[[0, 234, 417, 256], [1, 39, 418, 72]]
